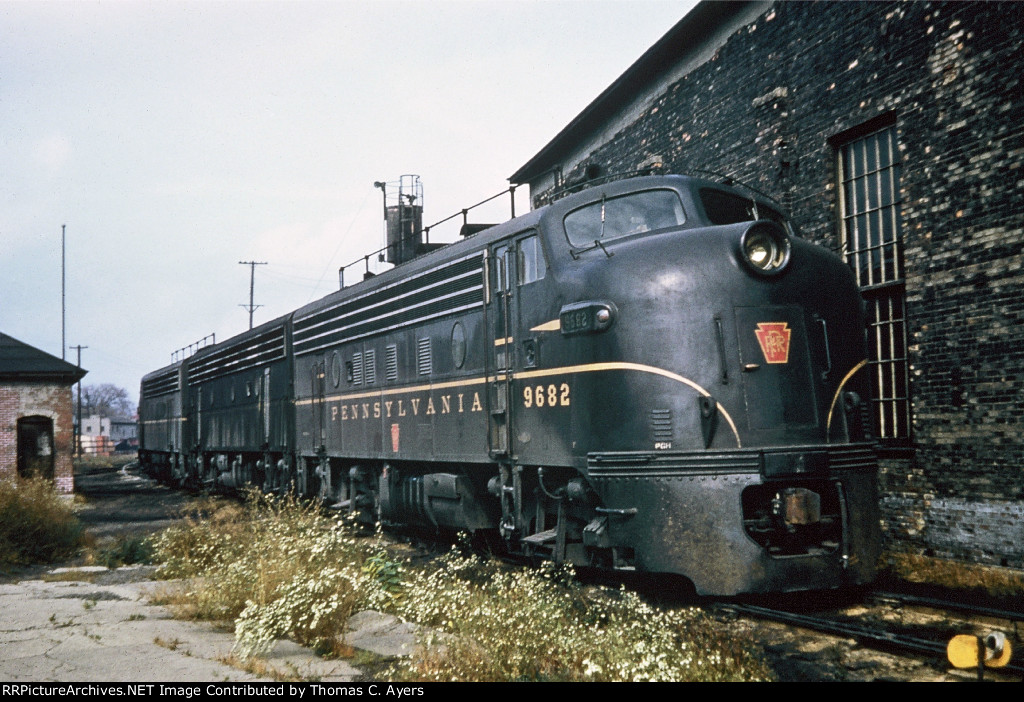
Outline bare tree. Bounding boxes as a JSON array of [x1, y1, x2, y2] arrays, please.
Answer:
[[81, 384, 136, 420]]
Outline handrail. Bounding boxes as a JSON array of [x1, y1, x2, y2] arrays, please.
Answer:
[[338, 185, 517, 288], [172, 333, 216, 363]]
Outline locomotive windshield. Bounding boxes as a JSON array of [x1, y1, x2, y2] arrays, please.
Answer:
[[700, 188, 791, 231], [563, 189, 685, 249]]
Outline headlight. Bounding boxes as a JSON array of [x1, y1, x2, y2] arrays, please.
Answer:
[[739, 222, 791, 275]]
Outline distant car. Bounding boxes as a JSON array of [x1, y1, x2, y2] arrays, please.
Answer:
[[115, 439, 137, 453]]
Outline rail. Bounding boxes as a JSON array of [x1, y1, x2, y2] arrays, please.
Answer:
[[718, 601, 1024, 680], [870, 590, 1024, 623]]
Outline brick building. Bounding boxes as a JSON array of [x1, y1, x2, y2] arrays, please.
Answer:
[[511, 1, 1024, 566], [0, 333, 87, 495]]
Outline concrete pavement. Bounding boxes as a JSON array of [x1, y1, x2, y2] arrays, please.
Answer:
[[0, 566, 419, 682]]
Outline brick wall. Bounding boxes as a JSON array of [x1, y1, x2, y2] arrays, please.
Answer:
[[0, 382, 76, 496], [531, 1, 1024, 567]]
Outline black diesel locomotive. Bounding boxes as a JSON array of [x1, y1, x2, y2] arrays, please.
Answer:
[[139, 174, 881, 596]]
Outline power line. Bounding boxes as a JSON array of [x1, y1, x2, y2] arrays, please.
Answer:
[[238, 260, 267, 330]]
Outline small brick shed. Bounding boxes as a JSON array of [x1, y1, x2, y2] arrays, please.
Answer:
[[0, 333, 87, 496]]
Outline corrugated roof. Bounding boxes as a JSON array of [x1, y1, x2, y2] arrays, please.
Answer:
[[0, 333, 87, 383]]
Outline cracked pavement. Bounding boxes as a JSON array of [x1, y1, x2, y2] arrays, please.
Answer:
[[0, 461, 418, 682], [0, 567, 365, 682]]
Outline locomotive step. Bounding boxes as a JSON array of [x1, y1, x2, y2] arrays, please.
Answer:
[[521, 528, 558, 545]]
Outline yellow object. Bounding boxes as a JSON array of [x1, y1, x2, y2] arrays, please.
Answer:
[[947, 633, 1013, 669]]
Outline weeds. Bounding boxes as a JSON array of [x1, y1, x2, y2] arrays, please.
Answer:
[[94, 535, 156, 568], [0, 477, 83, 566], [150, 491, 393, 659], [148, 492, 771, 681], [214, 654, 325, 682], [214, 654, 293, 681], [154, 636, 185, 651], [363, 552, 403, 603], [394, 548, 772, 682], [49, 613, 74, 628], [74, 454, 136, 472], [881, 552, 1024, 598], [41, 570, 98, 583]]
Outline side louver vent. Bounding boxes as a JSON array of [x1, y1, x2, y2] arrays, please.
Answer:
[[651, 409, 673, 443], [385, 344, 398, 382], [417, 338, 432, 376]]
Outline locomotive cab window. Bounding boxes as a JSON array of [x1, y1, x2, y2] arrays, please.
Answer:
[[518, 233, 546, 285], [700, 188, 791, 233], [563, 189, 685, 249], [493, 244, 511, 292]]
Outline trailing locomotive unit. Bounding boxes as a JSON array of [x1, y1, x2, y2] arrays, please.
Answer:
[[140, 174, 880, 595], [139, 360, 188, 484]]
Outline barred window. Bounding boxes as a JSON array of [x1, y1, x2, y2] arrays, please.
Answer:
[[837, 121, 910, 443]]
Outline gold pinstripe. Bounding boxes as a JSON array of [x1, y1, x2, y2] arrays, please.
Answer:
[[294, 360, 742, 447], [826, 359, 868, 436], [529, 319, 561, 332], [515, 362, 741, 446]]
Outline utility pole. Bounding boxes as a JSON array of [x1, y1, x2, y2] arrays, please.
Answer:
[[62, 225, 66, 360], [69, 344, 87, 456], [238, 260, 267, 330]]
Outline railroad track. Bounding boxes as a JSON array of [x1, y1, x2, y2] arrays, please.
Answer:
[[869, 590, 1023, 624], [718, 598, 1024, 680]]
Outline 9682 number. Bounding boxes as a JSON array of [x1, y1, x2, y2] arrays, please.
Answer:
[[523, 383, 570, 408]]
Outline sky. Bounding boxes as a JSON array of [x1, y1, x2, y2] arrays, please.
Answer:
[[1, 0, 696, 406]]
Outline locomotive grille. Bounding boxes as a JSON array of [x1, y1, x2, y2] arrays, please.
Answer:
[[588, 450, 761, 478], [860, 402, 872, 440], [142, 370, 179, 398], [385, 344, 398, 382], [293, 252, 484, 356], [189, 327, 286, 384], [588, 444, 877, 478], [825, 443, 877, 470], [352, 352, 364, 385], [650, 409, 673, 442], [365, 349, 376, 385], [417, 338, 432, 376]]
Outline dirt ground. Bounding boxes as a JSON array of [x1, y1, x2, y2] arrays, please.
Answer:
[[73, 457, 191, 542]]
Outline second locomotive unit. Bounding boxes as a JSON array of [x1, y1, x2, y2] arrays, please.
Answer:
[[139, 173, 881, 596]]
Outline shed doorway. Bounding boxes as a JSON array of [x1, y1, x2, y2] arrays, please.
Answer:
[[17, 415, 55, 480]]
